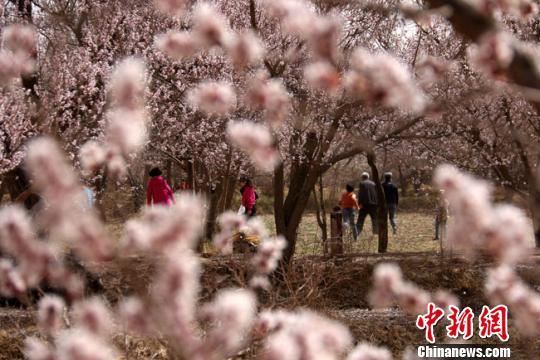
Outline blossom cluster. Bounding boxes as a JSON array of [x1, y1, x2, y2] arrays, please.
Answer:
[[345, 48, 426, 113], [123, 194, 205, 253], [0, 24, 36, 86], [368, 262, 459, 316], [79, 57, 149, 178], [468, 32, 514, 79], [468, 0, 538, 18], [226, 121, 280, 172], [485, 265, 540, 335], [434, 164, 531, 265], [212, 211, 286, 289], [256, 309, 353, 360], [26, 138, 113, 262]]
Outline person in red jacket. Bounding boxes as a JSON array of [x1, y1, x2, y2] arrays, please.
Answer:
[[146, 167, 175, 207], [239, 175, 257, 218]]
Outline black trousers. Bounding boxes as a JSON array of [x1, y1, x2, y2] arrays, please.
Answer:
[[356, 204, 378, 235]]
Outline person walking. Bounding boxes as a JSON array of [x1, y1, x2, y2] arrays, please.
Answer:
[[239, 175, 257, 218], [382, 172, 399, 235], [434, 190, 449, 242], [356, 172, 378, 237], [339, 184, 360, 240], [146, 167, 175, 207]]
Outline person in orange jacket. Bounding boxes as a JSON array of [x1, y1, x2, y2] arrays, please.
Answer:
[[339, 183, 360, 240]]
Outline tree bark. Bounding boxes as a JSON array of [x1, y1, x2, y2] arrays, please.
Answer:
[[367, 151, 389, 253], [313, 173, 328, 244], [204, 180, 224, 245]]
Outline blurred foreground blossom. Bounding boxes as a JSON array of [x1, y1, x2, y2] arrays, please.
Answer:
[[368, 262, 456, 316], [259, 309, 352, 360], [187, 81, 237, 115], [345, 48, 426, 113], [155, 31, 202, 60], [486, 266, 540, 336], [37, 295, 66, 335], [226, 121, 280, 172], [434, 164, 531, 264]]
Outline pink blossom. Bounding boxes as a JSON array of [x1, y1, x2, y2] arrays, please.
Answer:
[[154, 0, 188, 17], [212, 211, 247, 254], [245, 75, 290, 128], [251, 236, 287, 274], [105, 152, 127, 179], [24, 337, 55, 360], [345, 48, 426, 113], [2, 24, 37, 57], [249, 275, 271, 290], [486, 266, 540, 335], [55, 329, 116, 360], [123, 194, 204, 253], [117, 297, 153, 336], [192, 2, 231, 47], [37, 295, 65, 335], [0, 257, 26, 297], [434, 164, 531, 264], [369, 262, 434, 316], [468, 32, 514, 79], [226, 121, 280, 172], [306, 16, 341, 61], [225, 31, 265, 69], [304, 61, 342, 94], [187, 81, 237, 115], [78, 141, 106, 173], [246, 217, 270, 239], [106, 109, 147, 155], [416, 55, 452, 83], [109, 57, 147, 110], [217, 211, 247, 231], [263, 0, 307, 21], [72, 297, 113, 337], [0, 51, 22, 85], [199, 289, 257, 356], [346, 343, 392, 360], [260, 310, 353, 360], [433, 290, 460, 311], [152, 253, 200, 308], [155, 31, 202, 60], [26, 137, 80, 201], [0, 205, 36, 259]]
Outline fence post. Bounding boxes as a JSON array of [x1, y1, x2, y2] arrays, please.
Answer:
[[329, 206, 343, 255]]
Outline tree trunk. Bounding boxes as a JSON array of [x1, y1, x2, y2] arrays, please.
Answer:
[[398, 165, 408, 197], [166, 159, 173, 189], [528, 176, 540, 248], [204, 180, 224, 245], [186, 159, 195, 192], [367, 152, 389, 253], [313, 174, 328, 243]]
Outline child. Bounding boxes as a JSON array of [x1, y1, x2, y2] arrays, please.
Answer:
[[339, 184, 360, 240]]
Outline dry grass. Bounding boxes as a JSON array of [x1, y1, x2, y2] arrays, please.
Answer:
[[1, 254, 540, 359], [259, 212, 441, 255]]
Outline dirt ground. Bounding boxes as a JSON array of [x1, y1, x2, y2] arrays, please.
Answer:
[[1, 252, 539, 359]]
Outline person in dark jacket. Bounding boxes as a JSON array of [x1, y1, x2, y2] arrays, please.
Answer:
[[356, 172, 378, 237], [382, 172, 399, 235]]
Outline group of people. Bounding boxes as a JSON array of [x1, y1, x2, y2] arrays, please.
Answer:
[[146, 168, 258, 218], [339, 172, 399, 240]]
